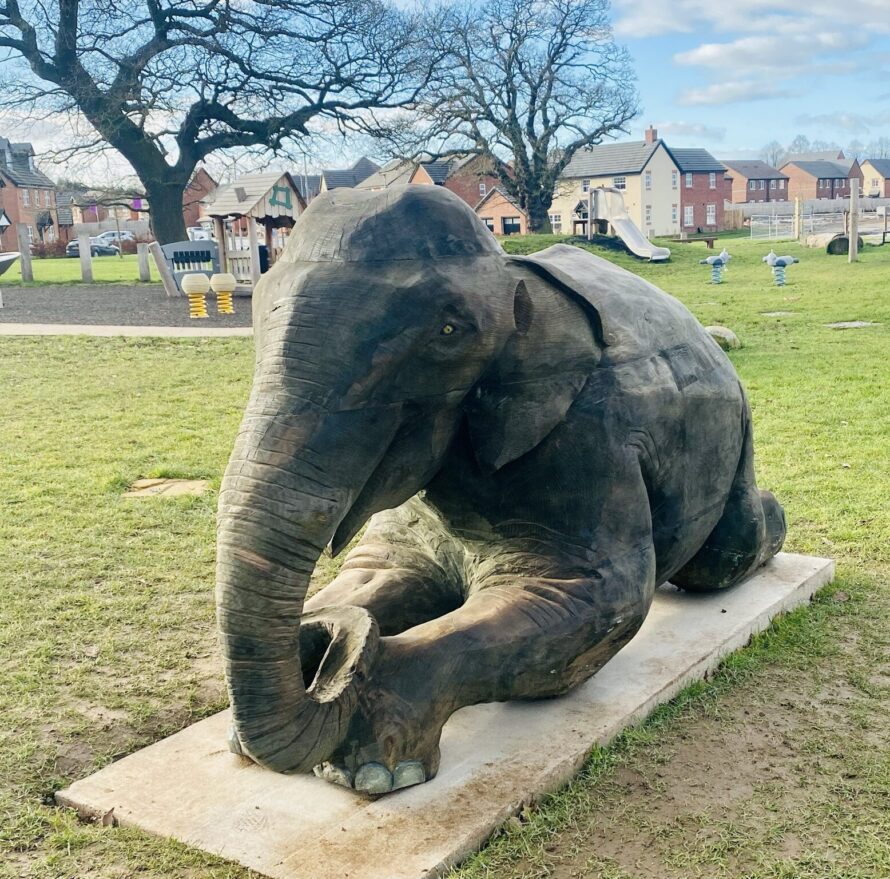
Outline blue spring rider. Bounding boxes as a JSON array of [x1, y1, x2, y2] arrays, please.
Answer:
[[762, 251, 799, 287], [700, 254, 726, 284]]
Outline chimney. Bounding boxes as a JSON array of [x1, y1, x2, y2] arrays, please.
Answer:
[[644, 125, 658, 144]]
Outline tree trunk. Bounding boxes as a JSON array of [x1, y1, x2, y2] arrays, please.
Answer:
[[526, 196, 553, 234], [143, 179, 189, 244]]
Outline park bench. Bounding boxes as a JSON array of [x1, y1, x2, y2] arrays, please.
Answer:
[[670, 236, 717, 249]]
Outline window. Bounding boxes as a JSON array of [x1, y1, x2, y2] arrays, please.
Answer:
[[501, 216, 521, 235], [45, 190, 52, 206], [33, 189, 39, 204], [612, 176, 626, 190], [709, 172, 716, 189], [548, 213, 562, 233], [672, 170, 678, 188], [684, 205, 694, 226], [706, 204, 716, 225], [685, 172, 693, 188], [582, 179, 590, 193], [27, 225, 34, 242], [22, 189, 30, 206], [478, 182, 487, 197], [779, 180, 785, 189], [481, 217, 494, 232], [671, 203, 678, 223], [759, 180, 765, 189], [645, 170, 652, 190], [749, 180, 757, 191], [645, 204, 652, 225], [770, 180, 776, 190]]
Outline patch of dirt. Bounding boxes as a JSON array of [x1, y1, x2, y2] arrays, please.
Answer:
[[509, 637, 889, 879]]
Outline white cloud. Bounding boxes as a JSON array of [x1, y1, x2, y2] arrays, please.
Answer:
[[679, 81, 799, 106], [794, 111, 890, 135], [654, 121, 726, 141]]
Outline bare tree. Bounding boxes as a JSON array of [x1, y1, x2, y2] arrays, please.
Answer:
[[0, 0, 436, 242], [387, 0, 637, 232], [761, 140, 785, 168], [867, 137, 890, 159], [786, 134, 811, 158]]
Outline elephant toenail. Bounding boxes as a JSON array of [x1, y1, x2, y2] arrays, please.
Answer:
[[313, 762, 353, 789], [392, 761, 426, 790], [227, 725, 244, 756], [354, 762, 393, 795]]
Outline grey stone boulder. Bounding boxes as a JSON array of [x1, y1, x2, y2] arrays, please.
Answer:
[[704, 325, 741, 350]]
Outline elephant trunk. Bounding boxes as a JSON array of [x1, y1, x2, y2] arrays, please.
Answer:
[[216, 400, 394, 773]]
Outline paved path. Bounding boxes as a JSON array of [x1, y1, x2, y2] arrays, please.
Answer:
[[0, 323, 252, 337]]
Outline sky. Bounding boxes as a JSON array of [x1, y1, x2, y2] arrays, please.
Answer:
[[611, 0, 890, 157], [5, 0, 890, 183]]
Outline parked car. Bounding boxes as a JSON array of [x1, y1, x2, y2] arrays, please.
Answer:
[[94, 230, 136, 244], [66, 239, 121, 257]]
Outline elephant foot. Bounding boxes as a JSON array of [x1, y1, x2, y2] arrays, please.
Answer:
[[312, 641, 448, 797]]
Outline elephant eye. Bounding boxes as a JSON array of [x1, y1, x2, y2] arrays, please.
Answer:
[[440, 323, 456, 336]]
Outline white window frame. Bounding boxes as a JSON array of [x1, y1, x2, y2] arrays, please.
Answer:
[[612, 176, 626, 190], [671, 203, 678, 223], [478, 182, 486, 197], [759, 180, 765, 190], [749, 180, 757, 191], [770, 180, 776, 190], [672, 170, 678, 188], [684, 205, 694, 227], [27, 225, 34, 242], [481, 217, 494, 232], [708, 172, 716, 189], [45, 190, 52, 206], [22, 188, 30, 206], [706, 203, 716, 225], [582, 179, 590, 193], [645, 170, 652, 190], [685, 172, 693, 189], [779, 180, 785, 189], [645, 204, 652, 225], [548, 212, 562, 233]]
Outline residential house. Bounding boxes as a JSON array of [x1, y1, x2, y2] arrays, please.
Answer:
[[0, 138, 58, 250], [860, 159, 890, 198], [183, 168, 218, 228], [320, 157, 380, 191], [720, 160, 788, 203], [780, 158, 863, 201], [475, 187, 528, 235], [550, 127, 680, 238], [670, 148, 731, 232], [353, 158, 415, 191]]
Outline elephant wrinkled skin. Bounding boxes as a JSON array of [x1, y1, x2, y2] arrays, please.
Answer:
[[216, 185, 785, 796]]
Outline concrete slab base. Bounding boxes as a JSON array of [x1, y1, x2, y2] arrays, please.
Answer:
[[57, 552, 833, 879]]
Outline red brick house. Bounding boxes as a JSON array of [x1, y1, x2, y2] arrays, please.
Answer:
[[780, 158, 863, 201], [183, 168, 217, 228], [0, 138, 58, 250], [720, 160, 789, 203], [410, 154, 501, 208], [474, 187, 528, 235], [668, 148, 731, 232]]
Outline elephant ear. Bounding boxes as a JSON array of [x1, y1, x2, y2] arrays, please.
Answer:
[[465, 272, 599, 474], [465, 371, 590, 474]]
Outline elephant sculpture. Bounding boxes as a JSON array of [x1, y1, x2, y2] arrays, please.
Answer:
[[217, 185, 786, 796]]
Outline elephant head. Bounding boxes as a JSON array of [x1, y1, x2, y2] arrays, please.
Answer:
[[217, 186, 600, 773]]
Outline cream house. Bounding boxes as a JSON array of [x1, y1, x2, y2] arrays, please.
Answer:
[[860, 159, 890, 198], [550, 127, 681, 238]]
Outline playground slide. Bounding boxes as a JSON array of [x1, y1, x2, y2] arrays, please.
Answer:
[[593, 189, 671, 262], [0, 252, 20, 277]]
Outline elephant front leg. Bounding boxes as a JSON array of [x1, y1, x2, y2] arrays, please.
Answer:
[[319, 537, 656, 796]]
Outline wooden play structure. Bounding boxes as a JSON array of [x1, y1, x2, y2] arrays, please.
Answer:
[[202, 172, 306, 288]]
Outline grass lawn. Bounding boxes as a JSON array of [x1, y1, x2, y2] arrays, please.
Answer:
[[1, 236, 888, 878], [1, 252, 158, 286]]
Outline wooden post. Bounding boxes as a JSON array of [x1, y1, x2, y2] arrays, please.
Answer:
[[213, 217, 228, 272], [136, 243, 151, 281], [248, 217, 261, 286], [78, 233, 94, 282], [264, 218, 275, 265], [16, 224, 33, 281], [792, 197, 801, 240], [149, 240, 181, 297], [849, 184, 859, 263], [587, 190, 594, 241]]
